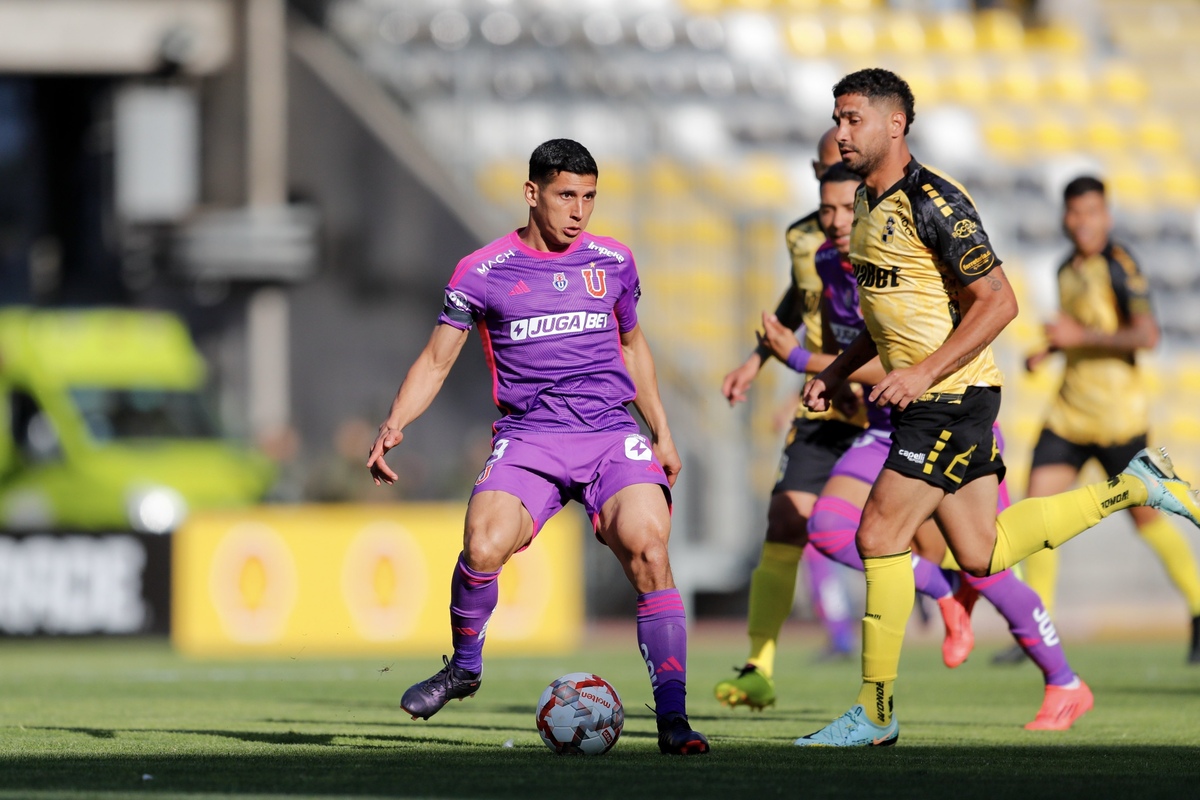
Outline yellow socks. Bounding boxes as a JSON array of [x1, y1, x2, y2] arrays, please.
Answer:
[[1020, 548, 1060, 617], [746, 541, 804, 678], [856, 550, 913, 726], [1137, 514, 1200, 616], [990, 475, 1148, 575]]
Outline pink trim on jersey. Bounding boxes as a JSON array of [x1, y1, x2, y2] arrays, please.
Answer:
[[476, 321, 507, 414], [507, 229, 586, 260]]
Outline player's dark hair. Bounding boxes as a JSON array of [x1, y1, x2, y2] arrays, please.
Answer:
[[528, 139, 598, 185], [833, 68, 916, 135], [819, 162, 862, 187], [1063, 175, 1105, 202]]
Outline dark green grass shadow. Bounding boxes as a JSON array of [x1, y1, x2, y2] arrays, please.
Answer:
[[4, 740, 1199, 799]]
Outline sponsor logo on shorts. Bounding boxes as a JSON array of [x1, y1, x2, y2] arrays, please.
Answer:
[[510, 311, 608, 341], [959, 244, 994, 276], [624, 434, 652, 461], [898, 448, 926, 464]]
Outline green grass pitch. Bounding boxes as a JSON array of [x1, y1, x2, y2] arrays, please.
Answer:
[[2, 628, 1198, 799]]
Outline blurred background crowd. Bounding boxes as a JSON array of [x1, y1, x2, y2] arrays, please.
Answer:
[[2, 0, 1198, 627]]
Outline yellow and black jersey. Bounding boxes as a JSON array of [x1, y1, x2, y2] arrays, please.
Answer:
[[784, 211, 826, 354], [1045, 241, 1153, 446], [773, 211, 866, 427], [849, 159, 1005, 397]]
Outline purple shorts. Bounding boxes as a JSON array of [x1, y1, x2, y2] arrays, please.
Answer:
[[470, 429, 671, 538], [829, 428, 892, 485]]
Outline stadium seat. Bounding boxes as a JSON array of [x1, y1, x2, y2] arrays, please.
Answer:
[[1098, 62, 1150, 106], [783, 15, 825, 57], [974, 8, 1025, 53], [876, 11, 925, 55], [925, 12, 976, 55], [826, 15, 876, 55]]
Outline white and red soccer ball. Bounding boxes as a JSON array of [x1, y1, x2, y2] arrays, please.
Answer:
[[535, 672, 624, 755]]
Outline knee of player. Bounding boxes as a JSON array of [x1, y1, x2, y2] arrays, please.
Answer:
[[461, 528, 510, 573], [627, 535, 671, 575], [954, 553, 991, 578]]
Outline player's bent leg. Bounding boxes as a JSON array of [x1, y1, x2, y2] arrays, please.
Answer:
[[401, 491, 533, 721], [984, 453, 1180, 576], [597, 483, 709, 755]]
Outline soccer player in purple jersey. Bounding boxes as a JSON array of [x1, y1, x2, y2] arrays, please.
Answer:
[[761, 164, 1094, 732], [366, 139, 708, 756]]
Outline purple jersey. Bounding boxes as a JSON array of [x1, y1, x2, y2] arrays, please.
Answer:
[[439, 230, 642, 436], [814, 241, 892, 432]]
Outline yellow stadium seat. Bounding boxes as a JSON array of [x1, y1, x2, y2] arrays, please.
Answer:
[[1098, 62, 1149, 106], [1031, 113, 1077, 153], [941, 62, 991, 107], [925, 12, 977, 55], [1160, 168, 1200, 206], [782, 0, 822, 11], [827, 15, 877, 55], [975, 8, 1025, 53], [1136, 114, 1185, 155], [1107, 167, 1154, 208], [1045, 62, 1092, 104], [1025, 23, 1087, 56], [828, 0, 877, 12], [981, 114, 1025, 160], [1082, 114, 1126, 154], [995, 62, 1041, 104], [476, 160, 527, 207], [876, 11, 925, 54], [648, 160, 692, 199], [898, 63, 940, 106], [784, 16, 826, 57]]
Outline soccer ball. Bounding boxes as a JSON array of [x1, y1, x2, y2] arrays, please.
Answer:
[[535, 672, 624, 755]]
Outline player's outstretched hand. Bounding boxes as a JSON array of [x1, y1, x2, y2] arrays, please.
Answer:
[[757, 312, 800, 362], [367, 425, 404, 486], [721, 359, 760, 407]]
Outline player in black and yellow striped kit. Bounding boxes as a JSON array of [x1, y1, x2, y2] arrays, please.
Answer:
[[1016, 176, 1200, 664], [793, 68, 1200, 747]]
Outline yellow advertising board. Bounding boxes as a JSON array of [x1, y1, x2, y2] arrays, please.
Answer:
[[172, 504, 583, 657]]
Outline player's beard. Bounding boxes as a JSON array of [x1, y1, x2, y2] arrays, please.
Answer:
[[842, 138, 888, 177]]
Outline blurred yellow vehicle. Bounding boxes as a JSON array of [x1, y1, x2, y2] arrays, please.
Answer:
[[0, 308, 274, 533]]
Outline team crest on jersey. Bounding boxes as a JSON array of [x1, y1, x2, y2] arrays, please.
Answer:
[[581, 265, 607, 298], [882, 216, 896, 243], [552, 272, 568, 291]]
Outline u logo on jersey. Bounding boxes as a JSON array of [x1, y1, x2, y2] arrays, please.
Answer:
[[552, 272, 568, 291], [581, 266, 607, 298]]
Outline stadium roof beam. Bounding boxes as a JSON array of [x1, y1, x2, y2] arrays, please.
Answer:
[[0, 0, 233, 75]]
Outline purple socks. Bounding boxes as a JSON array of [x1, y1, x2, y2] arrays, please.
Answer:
[[636, 588, 688, 718], [966, 570, 1075, 686], [448, 553, 500, 674]]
